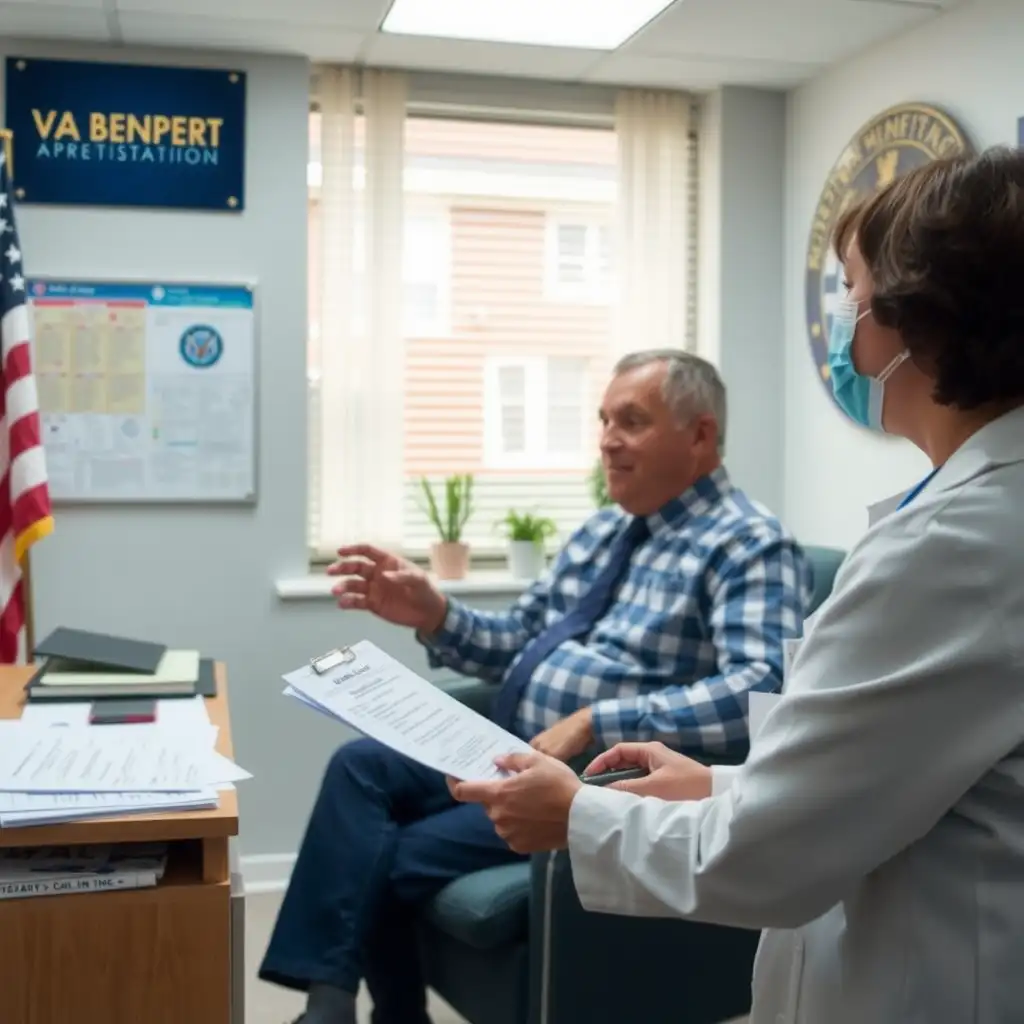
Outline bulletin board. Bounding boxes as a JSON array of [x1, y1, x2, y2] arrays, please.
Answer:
[[28, 278, 257, 504]]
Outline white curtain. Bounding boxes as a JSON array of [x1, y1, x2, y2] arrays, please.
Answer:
[[613, 89, 691, 357], [313, 67, 407, 555]]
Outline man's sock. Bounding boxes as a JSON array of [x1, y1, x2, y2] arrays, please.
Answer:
[[303, 983, 357, 1024]]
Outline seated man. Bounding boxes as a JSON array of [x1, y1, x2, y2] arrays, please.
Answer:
[[261, 349, 811, 1024]]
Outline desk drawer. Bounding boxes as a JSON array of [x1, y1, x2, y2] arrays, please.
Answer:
[[0, 870, 230, 1024]]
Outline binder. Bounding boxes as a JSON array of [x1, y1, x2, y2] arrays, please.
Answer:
[[34, 627, 166, 674]]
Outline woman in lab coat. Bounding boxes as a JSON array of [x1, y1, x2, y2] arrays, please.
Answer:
[[452, 145, 1024, 1024]]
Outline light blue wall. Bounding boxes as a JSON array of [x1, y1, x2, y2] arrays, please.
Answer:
[[699, 86, 787, 517]]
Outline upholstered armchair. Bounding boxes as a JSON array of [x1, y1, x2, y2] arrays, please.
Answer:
[[417, 546, 847, 1024]]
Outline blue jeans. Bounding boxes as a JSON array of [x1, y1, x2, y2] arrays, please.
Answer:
[[259, 738, 523, 1023]]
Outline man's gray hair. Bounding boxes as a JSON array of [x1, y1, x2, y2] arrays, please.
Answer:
[[613, 349, 727, 452]]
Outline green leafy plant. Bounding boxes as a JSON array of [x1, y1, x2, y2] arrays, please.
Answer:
[[589, 460, 613, 508], [498, 510, 557, 546], [419, 474, 474, 543]]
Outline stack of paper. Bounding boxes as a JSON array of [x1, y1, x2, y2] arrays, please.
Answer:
[[0, 697, 252, 828], [282, 640, 532, 782]]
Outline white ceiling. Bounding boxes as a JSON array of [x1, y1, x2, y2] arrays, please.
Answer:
[[0, 0, 960, 90]]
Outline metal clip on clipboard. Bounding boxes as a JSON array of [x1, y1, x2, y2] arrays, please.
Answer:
[[310, 647, 357, 675]]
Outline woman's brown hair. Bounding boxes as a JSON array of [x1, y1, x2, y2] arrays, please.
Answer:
[[832, 146, 1024, 409]]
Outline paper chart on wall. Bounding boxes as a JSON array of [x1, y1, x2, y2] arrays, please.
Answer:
[[28, 279, 256, 503]]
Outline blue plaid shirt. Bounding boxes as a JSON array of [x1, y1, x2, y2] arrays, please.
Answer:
[[423, 467, 811, 756]]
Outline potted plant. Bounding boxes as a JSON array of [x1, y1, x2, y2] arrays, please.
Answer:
[[420, 474, 474, 580], [589, 459, 614, 508], [498, 510, 557, 580]]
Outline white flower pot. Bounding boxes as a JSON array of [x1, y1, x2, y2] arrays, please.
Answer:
[[507, 540, 545, 580]]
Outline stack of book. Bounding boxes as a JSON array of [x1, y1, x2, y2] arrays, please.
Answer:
[[0, 843, 169, 900], [26, 627, 217, 703]]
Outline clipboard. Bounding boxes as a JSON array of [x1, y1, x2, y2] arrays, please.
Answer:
[[309, 647, 356, 676]]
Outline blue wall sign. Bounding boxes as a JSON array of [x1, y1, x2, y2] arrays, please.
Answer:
[[5, 57, 246, 211]]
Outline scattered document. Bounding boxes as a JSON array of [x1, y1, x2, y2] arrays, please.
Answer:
[[283, 641, 532, 781], [0, 693, 248, 828], [19, 695, 212, 731], [0, 790, 219, 827], [0, 730, 205, 792]]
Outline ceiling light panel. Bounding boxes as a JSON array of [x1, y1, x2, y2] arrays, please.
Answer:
[[381, 0, 677, 50]]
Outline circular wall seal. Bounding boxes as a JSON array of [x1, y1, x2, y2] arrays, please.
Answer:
[[179, 324, 224, 369], [804, 103, 972, 421]]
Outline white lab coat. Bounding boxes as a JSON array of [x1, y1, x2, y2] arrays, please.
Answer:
[[567, 405, 1024, 1024]]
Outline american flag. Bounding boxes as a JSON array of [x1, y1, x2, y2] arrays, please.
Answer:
[[0, 142, 52, 663]]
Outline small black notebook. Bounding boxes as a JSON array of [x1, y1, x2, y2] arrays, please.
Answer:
[[34, 627, 166, 674]]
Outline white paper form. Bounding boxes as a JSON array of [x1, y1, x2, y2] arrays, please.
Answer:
[[283, 641, 532, 781], [0, 789, 219, 827], [19, 695, 212, 731], [0, 728, 249, 793]]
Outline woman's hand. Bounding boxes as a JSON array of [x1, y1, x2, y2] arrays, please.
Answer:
[[583, 742, 713, 801]]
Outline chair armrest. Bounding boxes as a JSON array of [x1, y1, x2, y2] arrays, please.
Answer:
[[527, 851, 758, 1024], [436, 676, 495, 719]]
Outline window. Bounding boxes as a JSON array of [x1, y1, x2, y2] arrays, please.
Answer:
[[484, 357, 589, 469], [308, 70, 695, 559], [350, 207, 451, 337], [403, 213, 450, 336], [545, 219, 611, 301]]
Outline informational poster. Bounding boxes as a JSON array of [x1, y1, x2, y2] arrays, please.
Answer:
[[28, 279, 256, 503]]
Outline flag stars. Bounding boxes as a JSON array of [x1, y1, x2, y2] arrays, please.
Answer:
[[5, 244, 20, 265], [9, 273, 24, 291], [0, 218, 9, 235], [0, 194, 8, 210]]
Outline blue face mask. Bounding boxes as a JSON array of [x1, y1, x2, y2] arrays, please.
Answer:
[[828, 297, 909, 430]]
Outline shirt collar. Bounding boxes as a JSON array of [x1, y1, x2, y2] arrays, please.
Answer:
[[644, 465, 732, 535], [930, 404, 1024, 497]]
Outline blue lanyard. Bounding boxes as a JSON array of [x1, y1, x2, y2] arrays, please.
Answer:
[[897, 466, 942, 510]]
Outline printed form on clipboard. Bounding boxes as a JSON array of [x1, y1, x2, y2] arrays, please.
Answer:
[[283, 642, 533, 781]]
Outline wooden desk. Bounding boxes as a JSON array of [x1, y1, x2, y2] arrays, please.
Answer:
[[0, 665, 240, 1024]]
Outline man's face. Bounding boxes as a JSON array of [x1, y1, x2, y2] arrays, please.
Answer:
[[598, 363, 717, 516]]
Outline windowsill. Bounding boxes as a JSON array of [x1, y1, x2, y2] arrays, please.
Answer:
[[275, 570, 532, 601]]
